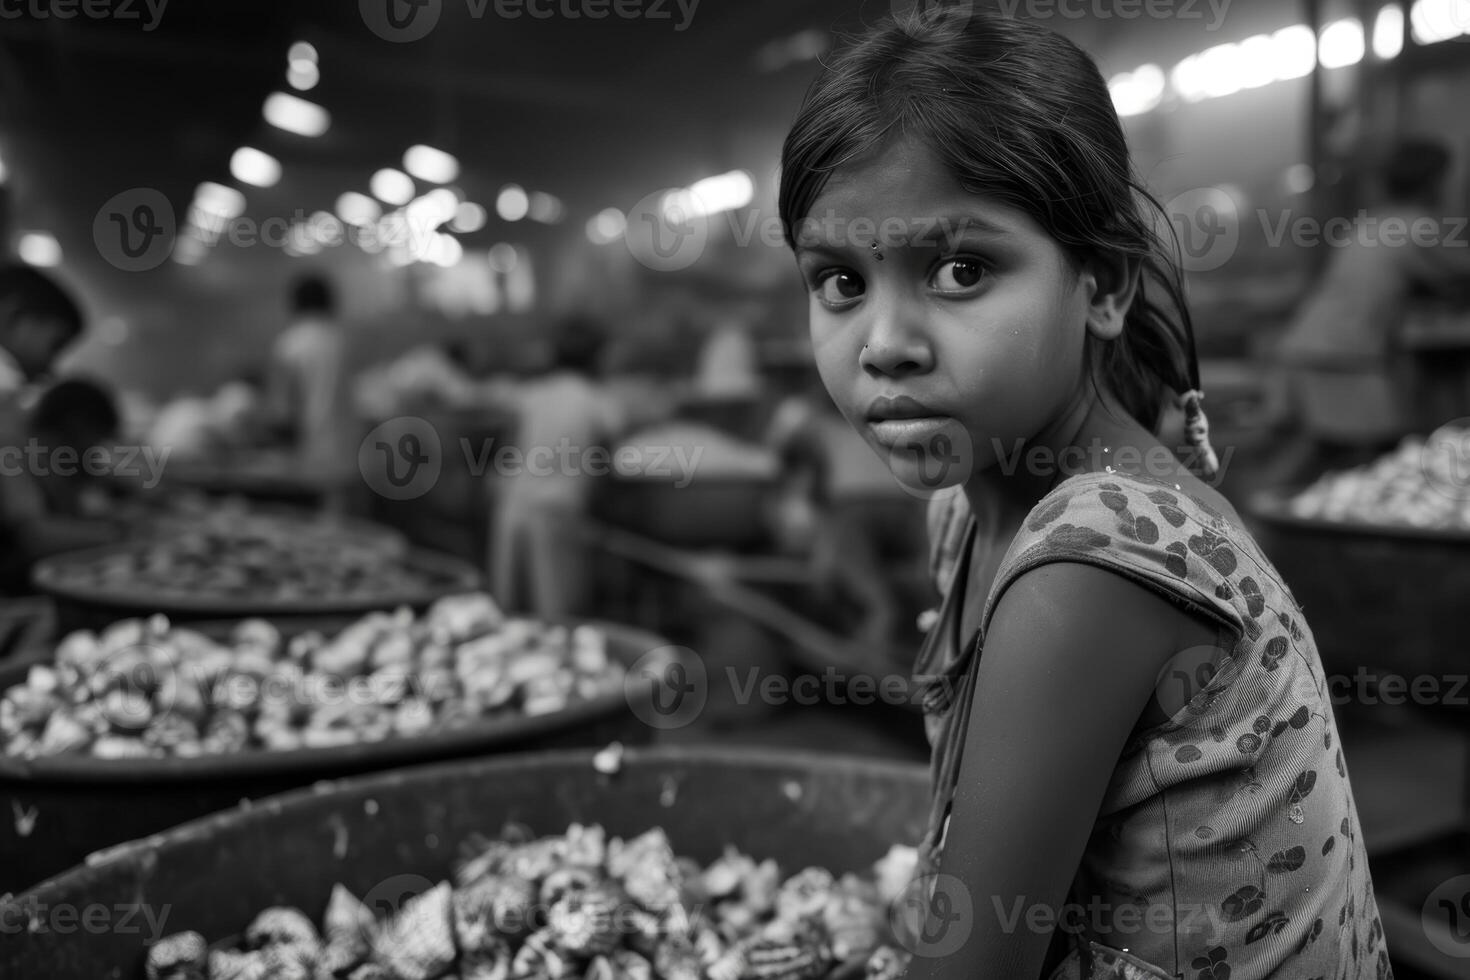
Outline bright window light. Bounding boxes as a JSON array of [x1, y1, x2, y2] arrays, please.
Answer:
[[230, 146, 281, 188], [1374, 5, 1406, 57], [193, 181, 246, 220], [497, 185, 530, 222], [1410, 0, 1470, 43], [1319, 18, 1366, 68], [287, 61, 319, 91], [17, 232, 61, 267], [1271, 25, 1318, 80], [586, 208, 626, 244], [336, 191, 381, 227], [371, 168, 415, 206], [451, 201, 487, 233], [263, 92, 330, 137], [403, 144, 460, 184]]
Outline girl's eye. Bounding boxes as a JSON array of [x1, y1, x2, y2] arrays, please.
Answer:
[[932, 258, 986, 293], [815, 271, 865, 307]]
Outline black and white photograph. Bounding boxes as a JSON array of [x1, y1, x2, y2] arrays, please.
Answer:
[[0, 1, 1468, 977]]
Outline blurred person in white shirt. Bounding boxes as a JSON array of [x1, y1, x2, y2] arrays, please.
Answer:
[[267, 274, 357, 502], [489, 314, 625, 618]]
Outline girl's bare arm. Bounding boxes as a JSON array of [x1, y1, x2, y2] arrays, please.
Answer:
[[907, 561, 1216, 980]]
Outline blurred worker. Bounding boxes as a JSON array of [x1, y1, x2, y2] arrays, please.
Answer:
[[765, 366, 927, 661], [0, 377, 128, 593], [490, 314, 625, 618], [1273, 137, 1470, 480], [266, 274, 356, 505], [0, 264, 83, 403]]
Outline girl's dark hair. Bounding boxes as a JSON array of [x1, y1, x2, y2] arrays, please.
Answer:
[[778, 6, 1199, 434]]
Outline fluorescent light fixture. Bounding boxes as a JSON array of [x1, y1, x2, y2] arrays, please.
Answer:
[[336, 191, 381, 227], [1110, 64, 1165, 116], [263, 92, 330, 137], [496, 185, 530, 222], [1319, 18, 1366, 68], [230, 146, 281, 188], [1271, 25, 1317, 80], [17, 232, 61, 267], [451, 201, 487, 233], [488, 242, 518, 273], [403, 144, 460, 184], [371, 168, 415, 206], [586, 208, 626, 244], [193, 181, 246, 220], [529, 191, 564, 224], [1410, 0, 1470, 43], [1375, 4, 1406, 57], [1236, 35, 1275, 89], [287, 61, 320, 91]]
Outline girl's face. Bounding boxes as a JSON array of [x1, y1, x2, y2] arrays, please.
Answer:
[[795, 139, 1116, 492]]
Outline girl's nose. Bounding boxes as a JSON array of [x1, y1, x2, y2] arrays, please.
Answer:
[[859, 315, 934, 379]]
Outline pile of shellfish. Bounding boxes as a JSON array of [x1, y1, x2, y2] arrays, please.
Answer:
[[1, 594, 624, 760], [146, 823, 919, 980]]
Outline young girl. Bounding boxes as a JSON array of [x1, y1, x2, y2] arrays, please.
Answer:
[[779, 8, 1389, 980]]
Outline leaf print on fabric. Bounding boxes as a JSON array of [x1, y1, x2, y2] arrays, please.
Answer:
[[1100, 490, 1129, 513], [1099, 482, 1122, 492], [1245, 911, 1289, 944], [1196, 825, 1216, 840], [1191, 946, 1231, 980], [1322, 837, 1336, 856], [1162, 541, 1189, 578], [1147, 489, 1179, 507], [1239, 577, 1265, 617], [1272, 720, 1290, 738], [1252, 716, 1271, 734], [1261, 636, 1289, 671], [1027, 493, 1070, 531], [1237, 733, 1262, 754], [1188, 530, 1238, 575], [1215, 583, 1234, 601], [1045, 523, 1111, 551], [1221, 886, 1266, 922], [1210, 725, 1227, 743], [1176, 744, 1203, 763], [1298, 918, 1324, 954], [1277, 611, 1306, 643], [1337, 749, 1346, 778], [1266, 847, 1306, 873], [1291, 771, 1318, 804], [1132, 515, 1160, 545], [1157, 502, 1188, 528], [1289, 705, 1310, 729]]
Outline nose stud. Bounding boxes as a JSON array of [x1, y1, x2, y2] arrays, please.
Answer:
[[870, 241, 884, 261]]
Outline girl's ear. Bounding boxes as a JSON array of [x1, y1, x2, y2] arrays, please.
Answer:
[[1081, 253, 1142, 342]]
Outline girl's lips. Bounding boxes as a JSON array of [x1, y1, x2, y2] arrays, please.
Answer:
[[868, 416, 953, 449]]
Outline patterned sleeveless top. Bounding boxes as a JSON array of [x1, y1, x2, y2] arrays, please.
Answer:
[[913, 471, 1391, 980]]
